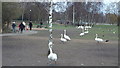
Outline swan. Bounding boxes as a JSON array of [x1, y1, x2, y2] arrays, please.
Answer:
[[88, 26, 92, 28], [95, 34, 103, 43], [77, 26, 84, 29], [77, 26, 80, 29], [80, 28, 85, 36], [60, 34, 67, 42], [84, 26, 87, 30], [48, 45, 57, 64], [95, 34, 109, 43], [84, 28, 89, 34], [64, 30, 71, 41], [80, 33, 84, 36], [85, 26, 88, 29]]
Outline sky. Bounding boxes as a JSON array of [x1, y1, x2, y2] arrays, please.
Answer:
[[53, 0, 120, 14], [101, 0, 120, 14], [103, 0, 120, 4]]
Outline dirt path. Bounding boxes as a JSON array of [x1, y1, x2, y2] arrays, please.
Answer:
[[2, 29, 118, 66]]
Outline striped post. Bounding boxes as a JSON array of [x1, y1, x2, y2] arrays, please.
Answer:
[[48, 1, 53, 47]]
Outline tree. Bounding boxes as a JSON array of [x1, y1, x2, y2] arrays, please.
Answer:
[[106, 13, 118, 24], [19, 2, 49, 23], [2, 2, 22, 30]]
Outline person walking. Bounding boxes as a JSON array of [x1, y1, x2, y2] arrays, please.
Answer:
[[12, 22, 16, 33], [29, 21, 33, 30], [19, 22, 25, 33], [40, 21, 43, 28]]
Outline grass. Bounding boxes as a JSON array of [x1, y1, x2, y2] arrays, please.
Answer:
[[73, 25, 118, 41], [50, 24, 118, 41], [33, 23, 75, 29], [52, 24, 75, 29], [34, 23, 118, 41]]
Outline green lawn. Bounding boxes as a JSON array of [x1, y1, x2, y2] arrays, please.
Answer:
[[51, 24, 118, 41], [34, 23, 118, 41], [73, 25, 118, 41], [52, 24, 75, 29]]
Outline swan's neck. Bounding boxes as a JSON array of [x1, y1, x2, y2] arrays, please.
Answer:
[[49, 47, 53, 54], [61, 35, 63, 38], [64, 30, 66, 35], [96, 34, 98, 38]]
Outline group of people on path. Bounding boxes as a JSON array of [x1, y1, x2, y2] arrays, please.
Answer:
[[11, 21, 33, 33]]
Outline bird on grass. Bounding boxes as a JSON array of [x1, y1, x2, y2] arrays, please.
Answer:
[[80, 28, 85, 36], [84, 28, 89, 34], [95, 34, 109, 43], [64, 30, 71, 41], [77, 26, 84, 29]]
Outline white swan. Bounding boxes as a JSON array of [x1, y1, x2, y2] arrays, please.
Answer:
[[77, 26, 84, 29], [84, 28, 89, 34], [48, 45, 57, 64], [60, 34, 67, 42], [95, 34, 109, 43], [95, 34, 103, 43], [88, 25, 92, 28], [64, 30, 71, 41], [80, 28, 85, 36]]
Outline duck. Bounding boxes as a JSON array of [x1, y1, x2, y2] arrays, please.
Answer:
[[95, 34, 109, 43], [47, 45, 57, 64], [64, 30, 71, 41], [60, 34, 67, 42]]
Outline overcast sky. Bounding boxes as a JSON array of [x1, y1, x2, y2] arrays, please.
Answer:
[[103, 0, 120, 4]]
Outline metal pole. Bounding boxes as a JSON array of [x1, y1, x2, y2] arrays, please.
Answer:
[[72, 4, 75, 25]]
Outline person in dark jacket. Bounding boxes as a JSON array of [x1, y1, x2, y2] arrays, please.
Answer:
[[19, 22, 25, 33], [12, 22, 16, 33], [29, 21, 33, 30], [40, 21, 43, 28]]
